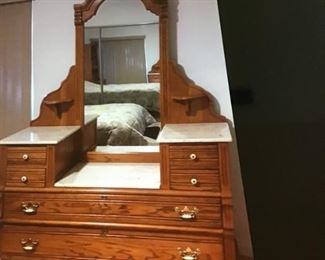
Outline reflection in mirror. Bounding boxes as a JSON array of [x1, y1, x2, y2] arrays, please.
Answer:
[[84, 0, 160, 148]]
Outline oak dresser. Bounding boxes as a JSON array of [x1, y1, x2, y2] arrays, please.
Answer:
[[0, 0, 237, 259]]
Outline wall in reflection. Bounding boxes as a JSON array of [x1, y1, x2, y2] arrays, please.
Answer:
[[85, 23, 159, 84]]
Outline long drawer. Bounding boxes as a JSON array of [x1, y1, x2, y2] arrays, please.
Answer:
[[0, 225, 224, 260], [4, 193, 222, 228]]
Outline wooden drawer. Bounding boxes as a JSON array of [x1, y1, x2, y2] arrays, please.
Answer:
[[4, 193, 222, 229], [0, 225, 224, 259], [169, 144, 219, 170], [6, 168, 46, 188], [171, 169, 221, 192], [7, 147, 47, 165]]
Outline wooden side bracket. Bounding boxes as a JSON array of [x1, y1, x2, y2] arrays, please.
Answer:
[[44, 99, 74, 118]]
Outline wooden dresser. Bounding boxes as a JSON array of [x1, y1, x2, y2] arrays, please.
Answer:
[[0, 0, 237, 259], [0, 122, 236, 259]]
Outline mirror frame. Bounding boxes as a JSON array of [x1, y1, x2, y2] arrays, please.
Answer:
[[31, 0, 225, 128], [75, 0, 168, 126]]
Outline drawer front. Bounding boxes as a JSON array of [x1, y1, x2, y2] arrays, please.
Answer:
[[7, 147, 47, 165], [0, 226, 224, 259], [4, 193, 222, 228], [169, 144, 219, 159], [6, 168, 46, 188], [170, 170, 221, 192], [169, 144, 219, 170]]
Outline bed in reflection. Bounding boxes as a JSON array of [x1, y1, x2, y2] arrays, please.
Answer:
[[84, 81, 160, 146], [85, 81, 160, 114]]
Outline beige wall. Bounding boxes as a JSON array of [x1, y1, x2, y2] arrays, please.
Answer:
[[0, 1, 31, 139]]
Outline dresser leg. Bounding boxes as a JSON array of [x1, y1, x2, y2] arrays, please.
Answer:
[[224, 235, 236, 260]]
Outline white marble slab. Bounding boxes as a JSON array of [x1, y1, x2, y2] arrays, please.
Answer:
[[94, 146, 159, 153], [84, 114, 99, 124], [157, 123, 232, 143], [0, 126, 80, 145], [55, 162, 160, 189], [0, 115, 99, 145]]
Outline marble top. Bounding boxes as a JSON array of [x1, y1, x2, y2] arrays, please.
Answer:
[[0, 115, 98, 145], [84, 114, 99, 124], [0, 126, 81, 145], [157, 122, 232, 143], [55, 162, 160, 189], [94, 145, 159, 153]]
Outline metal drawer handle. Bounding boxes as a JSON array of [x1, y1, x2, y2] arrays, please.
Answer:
[[21, 238, 39, 252], [21, 176, 28, 183], [178, 247, 201, 260], [175, 206, 199, 220], [190, 178, 198, 186], [189, 153, 197, 160], [21, 202, 39, 214], [22, 154, 29, 161]]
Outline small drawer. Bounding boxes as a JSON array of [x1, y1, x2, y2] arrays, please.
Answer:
[[7, 147, 47, 165], [4, 193, 222, 229], [169, 144, 219, 170], [169, 144, 219, 160], [6, 168, 46, 188], [171, 170, 221, 192], [0, 225, 224, 259]]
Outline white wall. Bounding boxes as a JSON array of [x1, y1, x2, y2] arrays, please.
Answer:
[[32, 0, 252, 257], [32, 0, 83, 118]]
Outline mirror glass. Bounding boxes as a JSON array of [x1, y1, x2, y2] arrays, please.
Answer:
[[84, 0, 160, 149]]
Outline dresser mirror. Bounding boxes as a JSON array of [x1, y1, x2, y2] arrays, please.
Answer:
[[83, 0, 161, 148], [31, 0, 223, 162]]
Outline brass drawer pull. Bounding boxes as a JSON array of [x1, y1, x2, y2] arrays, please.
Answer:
[[21, 176, 28, 183], [190, 178, 198, 186], [21, 238, 39, 252], [189, 153, 197, 160], [175, 206, 199, 220], [22, 154, 29, 161], [21, 202, 39, 214], [178, 247, 201, 260]]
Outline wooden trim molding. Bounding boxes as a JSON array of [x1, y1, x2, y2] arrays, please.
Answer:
[[141, 0, 168, 16], [74, 0, 104, 25], [74, 0, 167, 25], [166, 61, 226, 123], [31, 66, 83, 126]]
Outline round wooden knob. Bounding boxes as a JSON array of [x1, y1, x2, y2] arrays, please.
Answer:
[[189, 153, 197, 160], [21, 176, 28, 183], [22, 154, 29, 161], [190, 178, 198, 186]]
